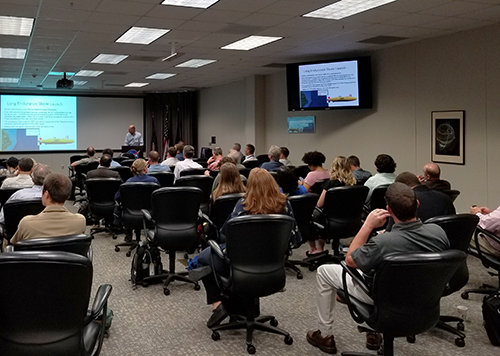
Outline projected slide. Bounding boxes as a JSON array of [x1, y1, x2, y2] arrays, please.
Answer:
[[298, 60, 359, 108], [0, 95, 77, 151]]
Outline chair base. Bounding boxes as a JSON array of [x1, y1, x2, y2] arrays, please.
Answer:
[[285, 260, 305, 279], [90, 226, 117, 239], [434, 316, 466, 347], [462, 283, 497, 299], [302, 251, 343, 270], [114, 229, 141, 256], [342, 334, 393, 356]]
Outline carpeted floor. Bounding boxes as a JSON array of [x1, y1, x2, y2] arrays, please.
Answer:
[[78, 203, 498, 356]]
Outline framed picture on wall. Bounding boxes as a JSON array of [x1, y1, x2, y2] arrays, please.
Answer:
[[431, 110, 465, 165], [287, 116, 315, 133]]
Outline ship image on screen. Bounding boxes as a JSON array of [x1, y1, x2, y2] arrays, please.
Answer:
[[298, 60, 359, 109]]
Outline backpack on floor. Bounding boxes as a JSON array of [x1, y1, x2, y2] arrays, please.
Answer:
[[131, 241, 162, 287], [482, 290, 500, 346]]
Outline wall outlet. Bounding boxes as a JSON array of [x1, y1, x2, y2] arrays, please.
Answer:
[[61, 165, 64, 169]]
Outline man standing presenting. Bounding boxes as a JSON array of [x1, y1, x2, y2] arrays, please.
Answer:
[[124, 125, 143, 146], [306, 183, 449, 354]]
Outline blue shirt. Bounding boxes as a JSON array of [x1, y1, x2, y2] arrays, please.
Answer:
[[148, 164, 171, 173], [260, 160, 283, 172], [124, 131, 143, 146], [176, 152, 184, 161]]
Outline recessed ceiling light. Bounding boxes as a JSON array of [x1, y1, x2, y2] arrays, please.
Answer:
[[303, 0, 396, 20], [0, 77, 19, 83], [116, 27, 170, 45], [161, 0, 219, 9], [75, 70, 103, 77], [49, 72, 76, 76], [0, 48, 26, 59], [74, 81, 88, 86], [175, 59, 217, 68], [221, 35, 283, 51], [125, 82, 149, 88], [0, 16, 34, 36], [145, 73, 177, 80], [91, 54, 129, 65]]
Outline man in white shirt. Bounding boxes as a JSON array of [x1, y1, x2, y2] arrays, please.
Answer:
[[243, 144, 257, 163], [161, 147, 178, 167], [173, 145, 202, 181], [124, 125, 143, 146], [470, 204, 500, 257], [1, 157, 35, 189], [279, 147, 293, 166]]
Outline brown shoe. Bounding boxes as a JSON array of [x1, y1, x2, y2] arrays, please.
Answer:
[[306, 330, 337, 354], [366, 331, 382, 350]]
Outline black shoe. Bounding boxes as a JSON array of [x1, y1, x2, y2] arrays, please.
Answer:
[[207, 303, 228, 328], [188, 266, 212, 281]]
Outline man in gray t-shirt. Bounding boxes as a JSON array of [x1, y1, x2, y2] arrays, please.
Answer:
[[306, 182, 449, 354]]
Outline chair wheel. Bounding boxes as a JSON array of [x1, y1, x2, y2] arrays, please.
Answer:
[[455, 337, 465, 347], [247, 344, 256, 354], [141, 281, 149, 287], [406, 335, 416, 343], [126, 251, 131, 257], [461, 292, 469, 299], [194, 283, 201, 291], [163, 288, 170, 296], [112, 235, 117, 240], [211, 331, 220, 341], [115, 247, 120, 252], [270, 318, 278, 327], [457, 322, 465, 331], [284, 335, 293, 345], [297, 273, 303, 279], [184, 253, 189, 259], [309, 265, 316, 272]]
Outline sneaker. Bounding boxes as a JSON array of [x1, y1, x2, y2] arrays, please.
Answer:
[[306, 330, 337, 354], [207, 303, 228, 328], [366, 331, 382, 350]]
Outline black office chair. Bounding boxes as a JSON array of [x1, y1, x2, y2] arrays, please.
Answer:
[[68, 154, 87, 177], [339, 250, 466, 356], [1, 198, 44, 248], [293, 165, 311, 181], [85, 178, 122, 239], [13, 234, 93, 260], [112, 156, 127, 164], [256, 154, 270, 162], [424, 214, 479, 347], [142, 187, 203, 295], [462, 226, 500, 299], [175, 175, 214, 215], [287, 193, 319, 278], [243, 160, 263, 169], [0, 251, 112, 356], [366, 184, 389, 212], [115, 182, 160, 256], [110, 166, 132, 182], [238, 168, 252, 179], [204, 193, 244, 242], [443, 189, 461, 203], [74, 161, 99, 198], [148, 172, 175, 187], [120, 158, 136, 167], [0, 187, 22, 206], [311, 178, 329, 195], [180, 168, 208, 177], [208, 215, 295, 354], [121, 152, 136, 159]]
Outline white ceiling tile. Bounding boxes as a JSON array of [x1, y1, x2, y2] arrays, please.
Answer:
[[458, 5, 500, 20], [211, 0, 278, 13], [0, 4, 40, 17], [237, 13, 293, 27], [177, 20, 227, 32], [95, 0, 156, 16], [133, 17, 187, 29], [418, 1, 493, 16], [421, 17, 484, 30], [42, 0, 101, 11], [86, 12, 141, 26], [192, 9, 248, 23], [384, 13, 447, 27], [258, 1, 324, 16], [145, 5, 204, 20]]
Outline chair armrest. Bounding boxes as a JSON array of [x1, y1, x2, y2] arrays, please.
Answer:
[[89, 284, 112, 320], [208, 239, 229, 264], [340, 261, 371, 296], [200, 212, 220, 242], [87, 245, 93, 262], [473, 226, 500, 258], [142, 209, 154, 235], [340, 261, 372, 324]]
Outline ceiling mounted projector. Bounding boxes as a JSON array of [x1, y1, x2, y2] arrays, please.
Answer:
[[56, 72, 74, 89]]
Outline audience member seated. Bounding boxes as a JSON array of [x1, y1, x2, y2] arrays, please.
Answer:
[[418, 162, 452, 191], [115, 159, 159, 202], [189, 168, 298, 328], [175, 141, 185, 161], [311, 156, 357, 255], [306, 182, 449, 354], [173, 145, 203, 181], [277, 166, 307, 197], [1, 157, 34, 189], [147, 150, 171, 173], [0, 164, 52, 224], [260, 145, 283, 172], [227, 149, 245, 169], [470, 203, 500, 257], [10, 173, 86, 244], [99, 148, 121, 168], [300, 151, 330, 192], [206, 147, 224, 171], [70, 146, 99, 168], [242, 144, 257, 163], [210, 157, 247, 192], [348, 155, 372, 185], [279, 147, 293, 166], [211, 163, 246, 202], [0, 156, 19, 178], [232, 143, 245, 164], [161, 147, 179, 167], [364, 154, 397, 204], [87, 154, 122, 179]]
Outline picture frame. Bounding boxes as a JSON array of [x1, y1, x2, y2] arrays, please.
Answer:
[[431, 110, 465, 165], [287, 116, 315, 134]]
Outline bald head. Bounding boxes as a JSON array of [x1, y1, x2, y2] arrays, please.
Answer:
[[423, 163, 441, 180], [128, 125, 136, 134]]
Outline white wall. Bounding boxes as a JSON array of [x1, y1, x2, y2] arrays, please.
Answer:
[[198, 23, 500, 213]]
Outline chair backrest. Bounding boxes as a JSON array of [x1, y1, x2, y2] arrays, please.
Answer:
[[3, 199, 45, 239], [0, 251, 92, 356], [293, 165, 311, 180], [147, 172, 175, 187], [238, 168, 252, 179], [210, 193, 244, 229], [69, 154, 87, 164], [121, 152, 136, 159], [224, 215, 295, 298], [14, 234, 92, 257], [370, 250, 466, 337], [242, 160, 263, 169], [110, 166, 132, 182], [74, 161, 99, 177], [150, 187, 202, 250], [311, 178, 329, 195], [175, 175, 214, 214], [288, 193, 319, 243], [120, 182, 160, 229], [0, 188, 22, 206], [443, 189, 461, 203], [368, 184, 390, 211], [112, 156, 127, 164], [120, 158, 136, 167], [256, 154, 270, 162], [471, 226, 500, 274], [180, 168, 207, 177], [85, 178, 122, 219]]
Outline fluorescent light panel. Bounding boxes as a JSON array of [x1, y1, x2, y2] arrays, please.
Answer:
[[161, 0, 219, 9], [175, 59, 216, 68], [0, 16, 34, 36], [91, 54, 128, 65], [0, 77, 19, 83], [116, 27, 170, 45], [0, 48, 26, 59], [221, 35, 283, 51], [145, 73, 176, 80], [75, 70, 103, 77], [74, 81, 88, 85], [125, 82, 149, 88], [49, 72, 75, 76], [303, 0, 396, 20]]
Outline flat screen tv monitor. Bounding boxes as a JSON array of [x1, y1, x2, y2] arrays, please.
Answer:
[[286, 56, 372, 111]]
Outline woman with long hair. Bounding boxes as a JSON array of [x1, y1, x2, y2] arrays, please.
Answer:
[[277, 165, 307, 196], [211, 162, 246, 201]]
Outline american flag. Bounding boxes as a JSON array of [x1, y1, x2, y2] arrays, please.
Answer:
[[162, 105, 169, 160]]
